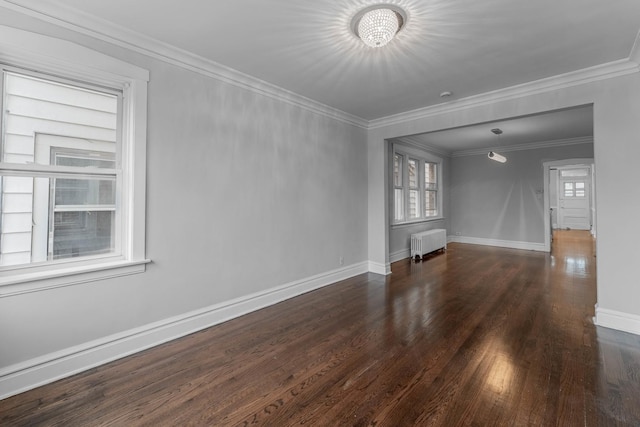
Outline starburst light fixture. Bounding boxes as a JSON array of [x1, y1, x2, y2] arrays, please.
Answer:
[[351, 5, 406, 48]]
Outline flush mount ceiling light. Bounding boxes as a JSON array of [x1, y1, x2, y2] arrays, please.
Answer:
[[351, 5, 407, 48], [488, 128, 507, 163]]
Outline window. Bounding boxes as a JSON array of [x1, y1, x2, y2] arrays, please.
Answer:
[[424, 162, 438, 217], [393, 154, 404, 221], [0, 25, 148, 288], [49, 149, 117, 261], [563, 181, 586, 198], [560, 168, 588, 178], [1, 70, 120, 267], [408, 159, 419, 219], [392, 146, 442, 224]]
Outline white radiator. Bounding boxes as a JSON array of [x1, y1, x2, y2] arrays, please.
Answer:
[[411, 229, 447, 259]]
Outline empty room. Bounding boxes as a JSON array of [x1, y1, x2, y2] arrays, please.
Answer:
[[1, 1, 640, 425]]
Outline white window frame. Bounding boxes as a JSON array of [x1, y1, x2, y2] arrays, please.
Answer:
[[407, 158, 420, 220], [393, 153, 404, 222], [28, 134, 119, 264], [391, 144, 443, 226], [0, 25, 149, 293], [424, 161, 438, 218], [47, 146, 117, 261]]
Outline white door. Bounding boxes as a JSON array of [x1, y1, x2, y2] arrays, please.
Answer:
[[558, 167, 591, 230]]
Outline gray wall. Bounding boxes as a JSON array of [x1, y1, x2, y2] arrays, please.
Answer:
[[2, 4, 640, 395], [0, 11, 368, 369], [450, 143, 594, 244], [367, 71, 640, 333]]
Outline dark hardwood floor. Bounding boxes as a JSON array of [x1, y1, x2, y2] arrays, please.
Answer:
[[2, 231, 640, 426]]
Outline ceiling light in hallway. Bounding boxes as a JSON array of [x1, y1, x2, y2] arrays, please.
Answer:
[[488, 128, 507, 163]]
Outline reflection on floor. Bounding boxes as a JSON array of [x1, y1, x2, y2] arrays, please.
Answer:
[[1, 230, 639, 425], [552, 229, 595, 277]]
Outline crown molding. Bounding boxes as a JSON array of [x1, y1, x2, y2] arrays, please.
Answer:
[[369, 59, 640, 129], [451, 136, 593, 157], [630, 30, 640, 65], [0, 0, 369, 129], [1, 1, 638, 132], [395, 136, 451, 157]]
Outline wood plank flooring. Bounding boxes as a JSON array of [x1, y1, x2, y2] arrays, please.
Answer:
[[2, 230, 640, 426]]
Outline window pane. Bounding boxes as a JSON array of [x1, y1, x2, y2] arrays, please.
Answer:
[[55, 155, 114, 169], [408, 159, 417, 188], [0, 174, 116, 267], [575, 190, 585, 197], [52, 175, 116, 262], [52, 150, 116, 206], [425, 162, 437, 186], [1, 175, 39, 266], [393, 154, 402, 187], [564, 182, 573, 190], [54, 177, 115, 206], [394, 188, 404, 221], [575, 182, 585, 189], [52, 210, 114, 260], [409, 189, 419, 218], [2, 72, 117, 167], [425, 190, 437, 217], [564, 190, 574, 197], [560, 168, 588, 177]]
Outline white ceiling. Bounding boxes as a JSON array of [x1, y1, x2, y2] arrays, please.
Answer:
[[11, 0, 640, 122], [397, 104, 593, 154], [0, 0, 640, 153]]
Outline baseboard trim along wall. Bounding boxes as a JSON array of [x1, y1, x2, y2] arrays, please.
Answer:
[[447, 235, 547, 252], [0, 261, 370, 400], [368, 261, 391, 275], [391, 236, 545, 263], [389, 249, 411, 263], [595, 306, 640, 336]]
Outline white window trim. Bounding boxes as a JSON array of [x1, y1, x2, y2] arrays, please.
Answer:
[[0, 25, 149, 291], [407, 157, 420, 220], [393, 153, 404, 222], [391, 143, 444, 226], [46, 145, 118, 261]]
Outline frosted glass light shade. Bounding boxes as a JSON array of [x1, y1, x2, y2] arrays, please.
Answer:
[[488, 151, 507, 163], [357, 8, 400, 47]]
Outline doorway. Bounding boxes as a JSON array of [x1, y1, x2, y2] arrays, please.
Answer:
[[555, 166, 592, 230], [543, 158, 595, 252]]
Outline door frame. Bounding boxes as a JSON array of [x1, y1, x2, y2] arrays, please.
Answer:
[[557, 165, 592, 230], [543, 158, 594, 252]]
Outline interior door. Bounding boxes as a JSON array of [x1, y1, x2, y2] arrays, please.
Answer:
[[558, 168, 591, 230]]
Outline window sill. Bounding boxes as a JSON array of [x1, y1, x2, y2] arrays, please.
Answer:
[[0, 259, 151, 298], [391, 217, 445, 229]]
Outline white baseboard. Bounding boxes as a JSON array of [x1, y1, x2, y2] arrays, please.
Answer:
[[447, 235, 547, 252], [595, 306, 640, 336], [368, 261, 391, 275], [0, 261, 370, 400], [389, 249, 411, 263]]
